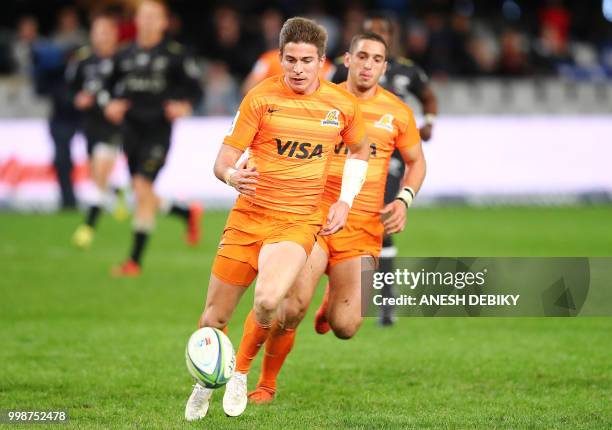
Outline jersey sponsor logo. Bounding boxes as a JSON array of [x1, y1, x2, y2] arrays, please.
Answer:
[[153, 56, 169, 72], [321, 109, 340, 127], [124, 76, 166, 93], [275, 138, 323, 159], [334, 141, 377, 156], [226, 111, 240, 136], [374, 114, 394, 132], [136, 52, 150, 67]]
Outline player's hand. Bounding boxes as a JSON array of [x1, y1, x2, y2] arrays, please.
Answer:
[[104, 99, 130, 125], [320, 201, 350, 236], [226, 158, 258, 196], [380, 200, 407, 235], [419, 124, 433, 142], [164, 100, 192, 122], [74, 91, 94, 110]]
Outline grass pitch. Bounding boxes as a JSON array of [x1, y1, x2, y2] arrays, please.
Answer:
[[1, 206, 611, 429]]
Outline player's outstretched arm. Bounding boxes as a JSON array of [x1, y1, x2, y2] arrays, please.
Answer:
[[380, 142, 426, 234], [417, 85, 437, 142], [321, 135, 370, 236], [213, 144, 258, 196]]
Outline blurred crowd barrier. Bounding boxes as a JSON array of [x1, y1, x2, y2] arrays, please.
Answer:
[[2, 76, 611, 117], [1, 116, 610, 211]]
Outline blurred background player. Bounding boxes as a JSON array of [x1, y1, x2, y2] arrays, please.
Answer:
[[246, 32, 426, 404], [101, 0, 203, 276], [331, 12, 438, 326], [184, 17, 369, 421], [31, 7, 87, 210], [69, 12, 123, 249]]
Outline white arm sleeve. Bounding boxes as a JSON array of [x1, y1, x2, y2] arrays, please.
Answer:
[[338, 159, 368, 207]]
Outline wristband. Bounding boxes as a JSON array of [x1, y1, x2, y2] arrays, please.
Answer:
[[424, 114, 436, 126], [395, 187, 415, 208]]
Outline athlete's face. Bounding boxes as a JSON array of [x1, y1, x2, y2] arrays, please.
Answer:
[[345, 39, 387, 92], [136, 1, 168, 41], [91, 17, 118, 57], [280, 42, 324, 95]]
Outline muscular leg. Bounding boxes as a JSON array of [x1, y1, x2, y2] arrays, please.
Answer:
[[278, 242, 329, 329], [198, 274, 247, 329], [253, 241, 309, 325], [327, 256, 376, 339], [249, 244, 328, 400], [234, 241, 308, 374]]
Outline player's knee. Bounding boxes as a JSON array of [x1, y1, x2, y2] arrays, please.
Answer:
[[253, 295, 279, 316], [330, 318, 362, 340], [199, 310, 229, 329], [282, 300, 307, 328]]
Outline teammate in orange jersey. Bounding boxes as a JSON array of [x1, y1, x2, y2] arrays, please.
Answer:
[[246, 32, 427, 404], [241, 48, 335, 94], [184, 17, 371, 421]]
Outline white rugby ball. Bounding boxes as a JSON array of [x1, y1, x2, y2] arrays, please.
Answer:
[[185, 327, 235, 388]]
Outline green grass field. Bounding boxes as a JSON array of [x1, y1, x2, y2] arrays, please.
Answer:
[[1, 206, 612, 429]]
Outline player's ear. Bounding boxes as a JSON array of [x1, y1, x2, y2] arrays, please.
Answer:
[[319, 54, 326, 67], [343, 52, 350, 68], [382, 60, 388, 76]]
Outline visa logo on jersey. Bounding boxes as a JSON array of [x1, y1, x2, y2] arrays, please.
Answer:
[[276, 139, 323, 159], [334, 141, 377, 156]]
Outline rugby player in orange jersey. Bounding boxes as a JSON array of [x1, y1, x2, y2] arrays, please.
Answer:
[[185, 17, 371, 421], [246, 32, 426, 404]]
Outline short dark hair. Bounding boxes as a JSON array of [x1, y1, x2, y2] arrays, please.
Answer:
[[279, 17, 328, 58], [349, 32, 388, 56]]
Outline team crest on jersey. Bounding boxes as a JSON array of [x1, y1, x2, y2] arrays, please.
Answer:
[[321, 109, 340, 127], [374, 114, 394, 132]]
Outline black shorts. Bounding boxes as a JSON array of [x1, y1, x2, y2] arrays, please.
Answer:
[[122, 123, 172, 181], [85, 130, 121, 157], [382, 149, 406, 248], [82, 115, 121, 157]]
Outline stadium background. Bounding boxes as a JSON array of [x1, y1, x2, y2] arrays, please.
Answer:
[[1, 1, 611, 428]]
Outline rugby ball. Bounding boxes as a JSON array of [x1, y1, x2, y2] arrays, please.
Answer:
[[185, 327, 235, 388]]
